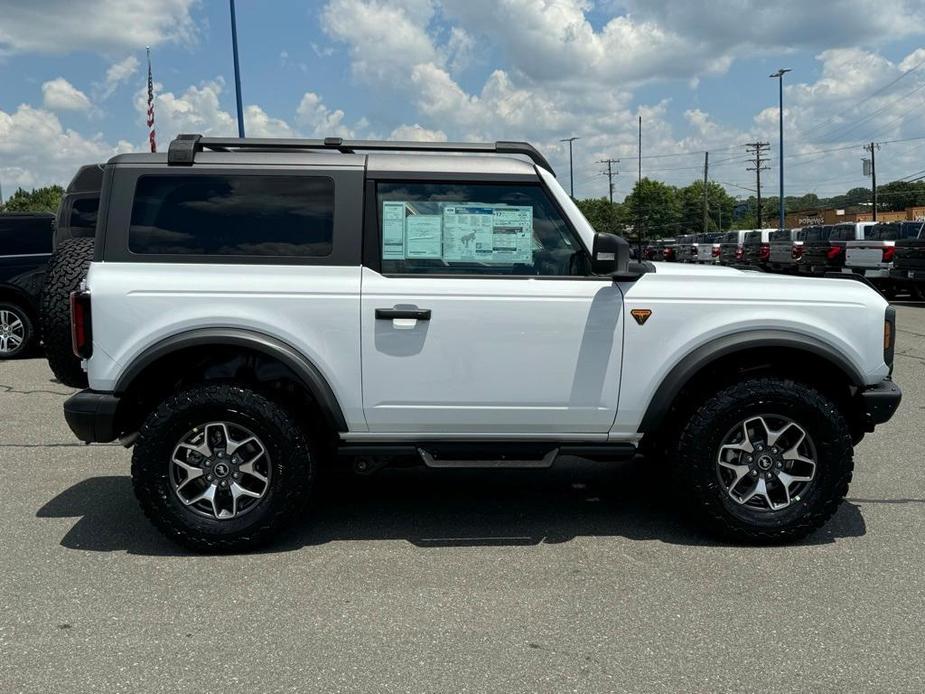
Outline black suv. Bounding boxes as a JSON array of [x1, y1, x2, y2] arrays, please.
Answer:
[[0, 213, 55, 357]]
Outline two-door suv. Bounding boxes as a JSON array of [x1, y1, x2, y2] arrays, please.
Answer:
[[63, 135, 901, 551]]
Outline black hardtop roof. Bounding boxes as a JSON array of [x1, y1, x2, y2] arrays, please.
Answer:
[[66, 164, 104, 194]]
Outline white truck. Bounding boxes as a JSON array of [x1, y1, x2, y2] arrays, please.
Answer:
[[62, 135, 902, 551]]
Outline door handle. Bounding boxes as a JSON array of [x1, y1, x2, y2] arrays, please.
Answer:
[[375, 308, 431, 321]]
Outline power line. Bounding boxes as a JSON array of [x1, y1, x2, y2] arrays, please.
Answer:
[[597, 158, 619, 205], [745, 142, 770, 226], [804, 57, 925, 142]]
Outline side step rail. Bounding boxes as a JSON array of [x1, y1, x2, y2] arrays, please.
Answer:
[[337, 441, 636, 470]]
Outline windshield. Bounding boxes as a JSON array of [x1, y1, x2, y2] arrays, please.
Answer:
[[829, 224, 856, 241], [901, 221, 924, 239], [803, 225, 833, 242]]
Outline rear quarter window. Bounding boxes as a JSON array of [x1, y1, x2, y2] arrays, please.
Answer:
[[128, 174, 334, 257]]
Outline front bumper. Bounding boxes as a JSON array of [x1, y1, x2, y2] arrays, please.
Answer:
[[858, 379, 902, 429], [64, 390, 120, 443]]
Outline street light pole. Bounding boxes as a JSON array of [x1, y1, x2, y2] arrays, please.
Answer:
[[770, 68, 791, 230], [560, 137, 579, 197], [230, 0, 246, 138]]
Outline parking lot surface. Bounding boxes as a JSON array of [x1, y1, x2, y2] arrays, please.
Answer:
[[1, 307, 923, 693]]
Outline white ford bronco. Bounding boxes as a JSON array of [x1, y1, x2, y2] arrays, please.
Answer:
[[63, 134, 901, 551]]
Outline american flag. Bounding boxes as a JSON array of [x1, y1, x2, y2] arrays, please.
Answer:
[[146, 47, 156, 153]]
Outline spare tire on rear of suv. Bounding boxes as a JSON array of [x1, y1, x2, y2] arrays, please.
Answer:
[[41, 237, 95, 388]]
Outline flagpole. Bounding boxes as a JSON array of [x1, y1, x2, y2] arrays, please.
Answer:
[[229, 0, 246, 138]]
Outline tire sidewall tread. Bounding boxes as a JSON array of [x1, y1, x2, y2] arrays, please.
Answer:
[[131, 383, 315, 553], [673, 376, 854, 544]]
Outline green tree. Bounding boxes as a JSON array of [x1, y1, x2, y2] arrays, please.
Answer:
[[1, 185, 64, 213], [625, 177, 680, 241], [877, 180, 925, 212], [574, 196, 625, 234], [678, 180, 737, 232]]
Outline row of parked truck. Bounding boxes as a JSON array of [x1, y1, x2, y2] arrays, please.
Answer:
[[644, 221, 925, 299]]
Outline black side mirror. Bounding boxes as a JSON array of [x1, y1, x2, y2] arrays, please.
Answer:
[[591, 232, 630, 275]]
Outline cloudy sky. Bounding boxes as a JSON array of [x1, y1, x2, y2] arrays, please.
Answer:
[[2, 0, 925, 202]]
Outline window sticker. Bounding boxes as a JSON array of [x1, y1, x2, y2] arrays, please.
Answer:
[[381, 200, 534, 264], [443, 205, 533, 264], [382, 201, 406, 259], [404, 215, 443, 259]]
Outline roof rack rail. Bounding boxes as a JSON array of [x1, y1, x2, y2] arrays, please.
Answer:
[[166, 133, 555, 174]]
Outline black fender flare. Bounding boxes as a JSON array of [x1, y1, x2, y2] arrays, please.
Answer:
[[114, 327, 348, 432], [638, 329, 865, 433]]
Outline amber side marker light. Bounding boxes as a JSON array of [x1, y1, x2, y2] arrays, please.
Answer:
[[631, 309, 652, 325]]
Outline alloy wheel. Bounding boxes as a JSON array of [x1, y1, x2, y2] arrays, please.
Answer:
[[0, 309, 26, 354], [170, 421, 271, 520], [716, 415, 817, 511]]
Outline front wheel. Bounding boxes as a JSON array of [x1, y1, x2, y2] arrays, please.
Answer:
[[132, 384, 315, 552], [673, 377, 853, 543]]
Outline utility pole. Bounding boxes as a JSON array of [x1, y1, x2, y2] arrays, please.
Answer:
[[770, 68, 791, 230], [703, 151, 709, 234], [229, 0, 246, 137], [638, 115, 642, 182], [560, 137, 579, 197], [598, 158, 619, 206], [746, 142, 771, 227], [865, 142, 879, 221]]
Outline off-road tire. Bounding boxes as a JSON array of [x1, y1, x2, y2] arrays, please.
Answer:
[[0, 302, 34, 358], [132, 384, 315, 553], [672, 377, 853, 543], [41, 238, 95, 387]]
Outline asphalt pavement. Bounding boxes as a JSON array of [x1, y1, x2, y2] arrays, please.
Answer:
[[1, 307, 923, 693]]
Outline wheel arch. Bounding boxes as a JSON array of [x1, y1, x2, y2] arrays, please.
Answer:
[[114, 327, 348, 434], [638, 329, 865, 434], [0, 283, 40, 319]]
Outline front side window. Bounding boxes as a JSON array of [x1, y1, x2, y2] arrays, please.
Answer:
[[376, 182, 589, 276], [129, 175, 334, 257]]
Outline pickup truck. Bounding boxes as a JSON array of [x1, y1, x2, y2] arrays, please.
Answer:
[[848, 220, 922, 287], [886, 221, 925, 299], [0, 212, 55, 357], [801, 222, 873, 276], [741, 229, 776, 269], [717, 230, 747, 266], [768, 228, 803, 274], [693, 232, 722, 264]]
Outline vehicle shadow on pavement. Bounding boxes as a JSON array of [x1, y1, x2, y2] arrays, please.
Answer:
[[37, 457, 868, 556]]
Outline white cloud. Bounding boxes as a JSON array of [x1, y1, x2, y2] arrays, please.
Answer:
[[244, 105, 295, 138], [296, 92, 356, 138], [321, 0, 439, 81], [0, 104, 131, 190], [100, 55, 140, 100], [388, 123, 447, 141], [42, 78, 92, 111], [0, 0, 197, 55], [137, 78, 237, 144]]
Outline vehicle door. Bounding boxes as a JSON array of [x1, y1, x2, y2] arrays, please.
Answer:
[[360, 178, 624, 435]]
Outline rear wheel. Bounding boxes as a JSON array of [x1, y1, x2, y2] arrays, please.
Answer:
[[0, 302, 33, 358], [41, 237, 95, 387], [672, 377, 853, 543], [132, 384, 315, 552]]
